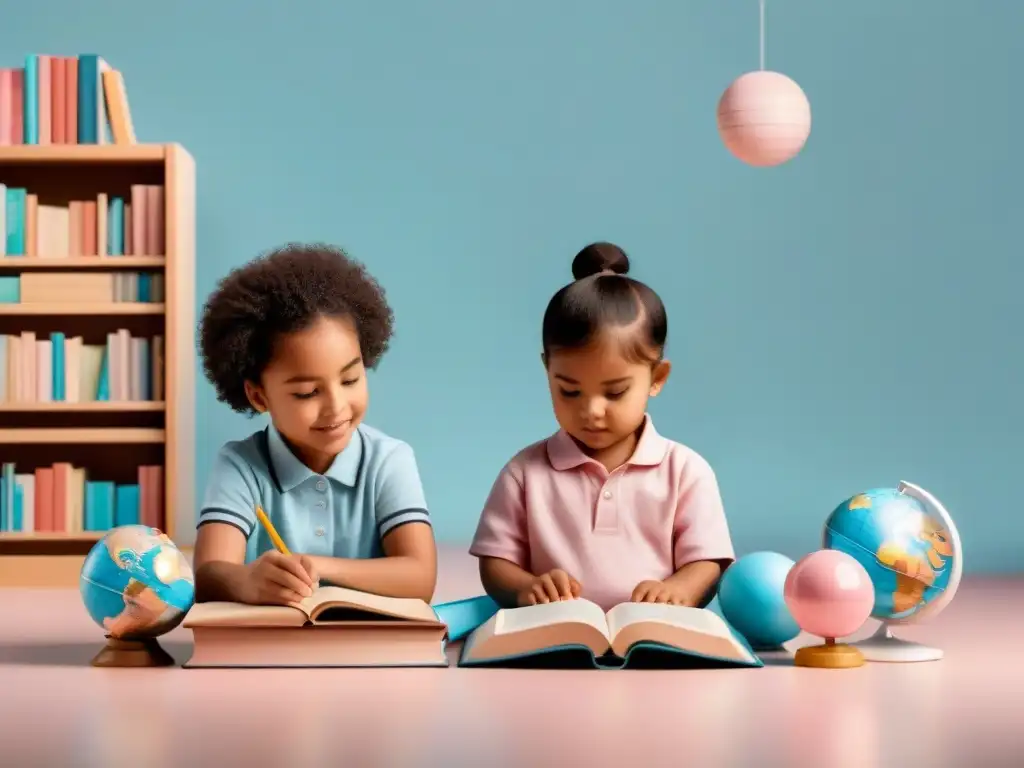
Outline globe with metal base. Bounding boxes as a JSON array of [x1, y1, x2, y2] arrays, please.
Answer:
[[823, 481, 962, 663]]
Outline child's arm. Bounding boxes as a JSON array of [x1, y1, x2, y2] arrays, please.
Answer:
[[193, 448, 315, 604], [633, 456, 734, 607], [306, 442, 437, 602], [468, 460, 579, 607], [479, 556, 537, 608], [306, 522, 436, 602]]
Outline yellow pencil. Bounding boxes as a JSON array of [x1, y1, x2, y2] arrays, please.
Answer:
[[255, 505, 292, 556]]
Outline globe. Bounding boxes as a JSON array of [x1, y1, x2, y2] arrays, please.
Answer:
[[822, 481, 962, 662], [80, 525, 195, 666]]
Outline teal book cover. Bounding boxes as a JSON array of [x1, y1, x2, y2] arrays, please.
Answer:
[[114, 484, 140, 526], [23, 55, 37, 145], [5, 188, 25, 255], [457, 599, 763, 670], [107, 196, 124, 255], [51, 332, 65, 401], [433, 594, 500, 642]]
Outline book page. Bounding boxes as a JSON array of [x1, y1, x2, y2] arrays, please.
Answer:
[[182, 601, 308, 628], [495, 599, 609, 639], [606, 602, 733, 641], [303, 586, 439, 624]]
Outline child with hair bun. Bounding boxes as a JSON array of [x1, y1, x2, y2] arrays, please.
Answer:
[[469, 242, 735, 612]]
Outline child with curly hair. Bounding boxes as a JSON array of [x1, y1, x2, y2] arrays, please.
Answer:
[[193, 243, 436, 605], [470, 242, 735, 613]]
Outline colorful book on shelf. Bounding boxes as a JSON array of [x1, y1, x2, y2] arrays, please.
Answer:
[[0, 461, 163, 533], [0, 53, 134, 146], [457, 599, 763, 669], [0, 330, 164, 403], [0, 182, 165, 258]]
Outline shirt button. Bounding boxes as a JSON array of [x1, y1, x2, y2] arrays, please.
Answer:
[[316, 500, 326, 509], [603, 490, 613, 499], [315, 527, 325, 537], [316, 480, 326, 492]]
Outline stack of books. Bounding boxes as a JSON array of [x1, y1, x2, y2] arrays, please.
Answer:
[[0, 461, 164, 533], [0, 54, 135, 145], [0, 330, 164, 403], [0, 271, 164, 305], [1, 183, 165, 258]]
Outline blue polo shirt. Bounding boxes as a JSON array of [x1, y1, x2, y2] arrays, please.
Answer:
[[197, 423, 431, 563]]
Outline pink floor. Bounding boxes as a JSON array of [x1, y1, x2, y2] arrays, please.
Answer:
[[1, 546, 1021, 767]]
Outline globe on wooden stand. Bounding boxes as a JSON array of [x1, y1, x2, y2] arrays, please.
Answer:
[[79, 525, 196, 668], [784, 549, 875, 669], [91, 635, 176, 668]]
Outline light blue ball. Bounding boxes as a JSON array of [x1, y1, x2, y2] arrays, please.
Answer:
[[717, 551, 800, 650]]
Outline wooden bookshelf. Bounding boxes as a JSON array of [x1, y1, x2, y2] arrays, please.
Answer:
[[0, 143, 195, 587]]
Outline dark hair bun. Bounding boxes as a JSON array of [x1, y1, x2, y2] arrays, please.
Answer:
[[571, 242, 630, 281]]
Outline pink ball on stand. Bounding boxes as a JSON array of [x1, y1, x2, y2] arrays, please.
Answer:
[[784, 549, 875, 668], [717, 71, 811, 167]]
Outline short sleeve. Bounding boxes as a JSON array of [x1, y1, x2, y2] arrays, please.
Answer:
[[468, 462, 529, 568], [197, 446, 259, 539], [375, 442, 431, 538], [672, 457, 736, 570]]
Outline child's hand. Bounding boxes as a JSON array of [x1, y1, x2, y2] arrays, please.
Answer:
[[243, 551, 319, 605], [630, 580, 691, 606], [517, 569, 582, 606]]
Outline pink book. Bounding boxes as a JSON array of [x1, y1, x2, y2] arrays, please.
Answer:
[[137, 466, 149, 527], [0, 69, 12, 145], [51, 463, 70, 533], [51, 56, 65, 144], [34, 467, 54, 532], [145, 186, 164, 255], [117, 329, 131, 400], [152, 465, 164, 530], [37, 55, 51, 145], [69, 202, 82, 255], [64, 57, 77, 144], [123, 202, 132, 255], [130, 185, 146, 255], [82, 200, 97, 255], [11, 69, 23, 144]]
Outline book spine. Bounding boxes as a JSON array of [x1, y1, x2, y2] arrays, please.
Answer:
[[114, 484, 139, 526], [23, 55, 37, 145], [0, 69, 12, 146], [5, 188, 25, 256], [77, 54, 100, 144], [51, 331, 65, 401]]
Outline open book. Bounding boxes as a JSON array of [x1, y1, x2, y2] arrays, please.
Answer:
[[183, 585, 448, 668], [458, 598, 762, 669]]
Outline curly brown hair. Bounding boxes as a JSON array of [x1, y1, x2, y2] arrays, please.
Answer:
[[198, 243, 395, 414]]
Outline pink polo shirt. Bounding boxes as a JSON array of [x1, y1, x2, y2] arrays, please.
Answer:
[[469, 416, 735, 612]]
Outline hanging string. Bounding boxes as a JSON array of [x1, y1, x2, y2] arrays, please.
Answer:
[[759, 0, 767, 70]]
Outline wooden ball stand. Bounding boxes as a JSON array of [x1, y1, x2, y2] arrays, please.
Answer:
[[90, 635, 175, 668], [794, 637, 865, 669]]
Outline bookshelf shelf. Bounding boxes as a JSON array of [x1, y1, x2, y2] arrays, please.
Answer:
[[0, 303, 164, 315], [0, 401, 164, 412], [0, 145, 167, 164], [0, 531, 103, 541], [0, 256, 165, 270], [0, 139, 195, 584], [0, 428, 165, 443]]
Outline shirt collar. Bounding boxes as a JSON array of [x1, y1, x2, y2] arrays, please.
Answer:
[[266, 424, 363, 492], [546, 414, 668, 471]]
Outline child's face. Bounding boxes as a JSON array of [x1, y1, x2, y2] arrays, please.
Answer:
[[544, 331, 670, 453], [245, 315, 369, 467]]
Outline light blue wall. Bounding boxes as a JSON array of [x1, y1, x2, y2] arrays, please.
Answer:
[[4, 1, 1020, 572]]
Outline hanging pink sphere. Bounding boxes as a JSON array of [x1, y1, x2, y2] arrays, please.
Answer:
[[783, 549, 874, 640], [717, 70, 811, 167]]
